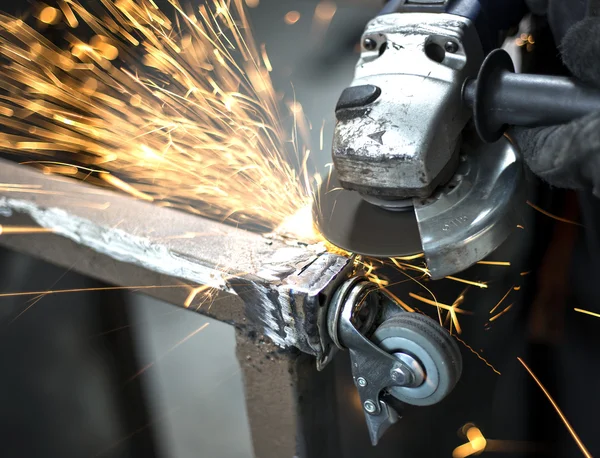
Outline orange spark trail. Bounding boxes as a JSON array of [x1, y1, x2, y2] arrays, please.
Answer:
[[445, 276, 487, 288], [0, 226, 54, 234], [408, 292, 472, 335], [381, 287, 414, 313], [0, 284, 188, 298], [447, 288, 469, 335], [489, 303, 513, 322], [0, 0, 316, 238], [393, 253, 425, 261], [6, 284, 191, 324], [385, 259, 441, 324], [490, 286, 512, 314], [477, 260, 511, 266], [526, 201, 583, 227], [100, 174, 154, 201], [407, 293, 472, 315], [455, 335, 501, 375], [518, 357, 592, 458], [390, 258, 430, 277], [184, 285, 214, 308], [126, 322, 210, 383], [574, 308, 600, 319]]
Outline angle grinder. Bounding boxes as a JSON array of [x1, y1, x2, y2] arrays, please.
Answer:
[[314, 4, 600, 279]]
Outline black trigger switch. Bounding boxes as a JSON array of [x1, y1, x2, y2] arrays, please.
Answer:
[[335, 85, 381, 112]]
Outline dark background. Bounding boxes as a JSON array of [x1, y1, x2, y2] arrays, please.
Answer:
[[0, 1, 599, 457]]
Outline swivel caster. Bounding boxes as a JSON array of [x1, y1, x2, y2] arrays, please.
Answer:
[[327, 277, 462, 444]]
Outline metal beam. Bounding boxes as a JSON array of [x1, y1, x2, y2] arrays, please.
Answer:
[[0, 159, 350, 458], [0, 159, 351, 350]]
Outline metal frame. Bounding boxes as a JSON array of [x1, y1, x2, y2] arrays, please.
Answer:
[[0, 158, 349, 458]]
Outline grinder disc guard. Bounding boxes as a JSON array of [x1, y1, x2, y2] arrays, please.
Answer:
[[313, 171, 422, 257], [314, 134, 524, 278]]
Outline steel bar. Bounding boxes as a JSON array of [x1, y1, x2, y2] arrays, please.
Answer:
[[0, 159, 352, 351], [0, 158, 350, 458]]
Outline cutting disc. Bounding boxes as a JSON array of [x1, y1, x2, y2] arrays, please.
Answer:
[[313, 171, 422, 257]]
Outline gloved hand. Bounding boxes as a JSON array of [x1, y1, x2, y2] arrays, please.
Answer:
[[511, 5, 600, 197]]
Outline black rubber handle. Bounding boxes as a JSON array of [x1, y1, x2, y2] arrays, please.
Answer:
[[463, 49, 600, 142]]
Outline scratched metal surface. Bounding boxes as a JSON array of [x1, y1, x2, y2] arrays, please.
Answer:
[[0, 158, 284, 293]]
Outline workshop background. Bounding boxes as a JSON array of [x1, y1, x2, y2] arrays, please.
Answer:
[[0, 0, 599, 457]]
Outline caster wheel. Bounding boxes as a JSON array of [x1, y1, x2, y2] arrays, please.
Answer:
[[372, 313, 462, 406]]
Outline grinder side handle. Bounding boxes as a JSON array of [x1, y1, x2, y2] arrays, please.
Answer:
[[463, 49, 600, 142]]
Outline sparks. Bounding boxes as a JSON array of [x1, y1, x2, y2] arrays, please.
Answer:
[[408, 292, 472, 334], [126, 322, 210, 382], [184, 285, 214, 308], [452, 426, 487, 458], [489, 303, 513, 322], [574, 308, 600, 319], [526, 201, 583, 227], [490, 286, 512, 314], [381, 287, 414, 313], [101, 173, 154, 201], [0, 0, 314, 234], [445, 275, 488, 289], [455, 335, 501, 375], [517, 357, 592, 458], [0, 225, 55, 235], [477, 260, 511, 266], [0, 284, 187, 298], [37, 7, 62, 25]]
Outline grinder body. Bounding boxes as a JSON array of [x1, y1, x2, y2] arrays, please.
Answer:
[[323, 0, 600, 277], [333, 12, 483, 200]]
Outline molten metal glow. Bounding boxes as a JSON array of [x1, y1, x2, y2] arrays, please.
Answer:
[[0, 0, 312, 232], [518, 357, 592, 458]]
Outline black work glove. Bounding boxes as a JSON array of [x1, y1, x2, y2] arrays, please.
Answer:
[[510, 10, 600, 197]]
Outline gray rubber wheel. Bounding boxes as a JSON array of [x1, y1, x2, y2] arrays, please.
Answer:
[[372, 313, 462, 406]]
